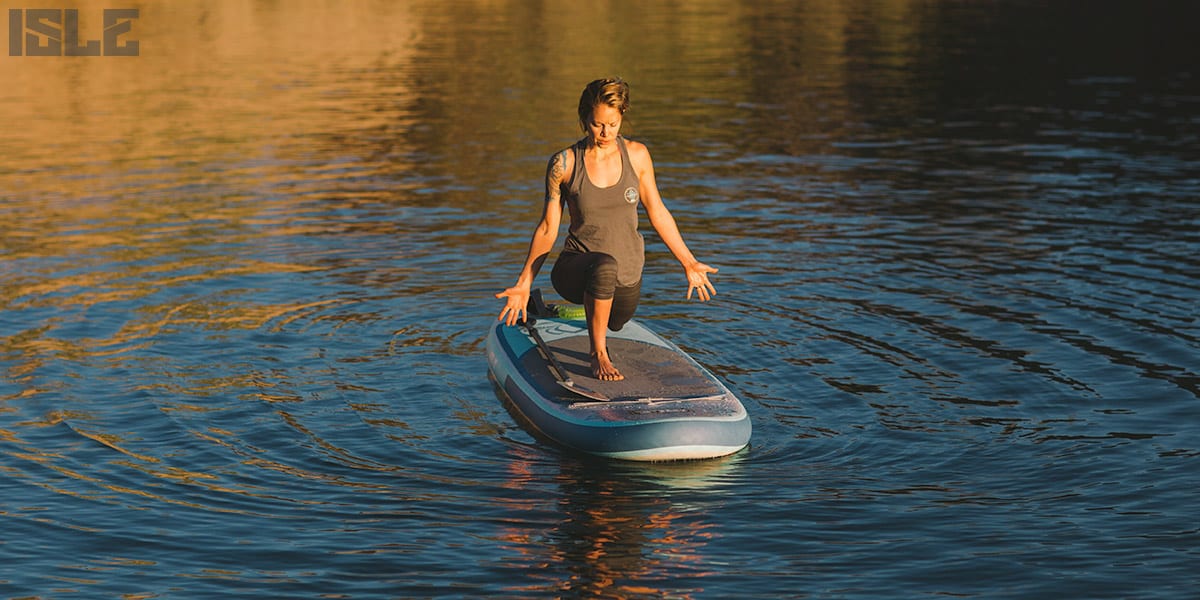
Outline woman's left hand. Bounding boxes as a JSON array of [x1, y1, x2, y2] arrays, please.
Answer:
[[685, 262, 719, 301]]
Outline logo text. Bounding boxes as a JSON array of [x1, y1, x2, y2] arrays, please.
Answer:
[[8, 8, 139, 56]]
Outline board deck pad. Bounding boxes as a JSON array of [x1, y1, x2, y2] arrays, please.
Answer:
[[521, 332, 723, 402]]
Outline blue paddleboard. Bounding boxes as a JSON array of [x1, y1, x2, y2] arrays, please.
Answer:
[[486, 310, 751, 461]]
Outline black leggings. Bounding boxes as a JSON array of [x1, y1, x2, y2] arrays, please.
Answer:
[[551, 251, 641, 331]]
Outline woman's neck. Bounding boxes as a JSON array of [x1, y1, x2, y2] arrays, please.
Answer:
[[586, 136, 620, 158]]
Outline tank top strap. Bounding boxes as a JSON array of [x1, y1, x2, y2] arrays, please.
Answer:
[[568, 138, 588, 198], [617, 136, 634, 177]]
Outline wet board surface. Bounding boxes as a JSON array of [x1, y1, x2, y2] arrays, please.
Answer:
[[522, 332, 723, 402]]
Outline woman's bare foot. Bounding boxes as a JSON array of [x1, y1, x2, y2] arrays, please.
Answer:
[[590, 350, 624, 381]]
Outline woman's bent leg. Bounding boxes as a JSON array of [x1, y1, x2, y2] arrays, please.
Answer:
[[551, 253, 644, 380]]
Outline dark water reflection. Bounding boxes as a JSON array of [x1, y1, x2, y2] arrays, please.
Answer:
[[2, 1, 1199, 597]]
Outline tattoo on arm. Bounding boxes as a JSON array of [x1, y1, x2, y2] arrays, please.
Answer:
[[546, 150, 567, 204]]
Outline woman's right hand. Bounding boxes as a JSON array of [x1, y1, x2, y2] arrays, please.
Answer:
[[495, 286, 531, 326]]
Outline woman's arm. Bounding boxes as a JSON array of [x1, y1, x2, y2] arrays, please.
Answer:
[[496, 148, 573, 325], [628, 141, 718, 301]]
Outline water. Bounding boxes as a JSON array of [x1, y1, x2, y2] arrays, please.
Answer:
[[2, 1, 1198, 597]]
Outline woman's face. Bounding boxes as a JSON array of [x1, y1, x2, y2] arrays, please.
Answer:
[[586, 103, 623, 149]]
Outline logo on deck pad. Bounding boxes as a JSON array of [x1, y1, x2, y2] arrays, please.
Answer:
[[624, 187, 639, 204]]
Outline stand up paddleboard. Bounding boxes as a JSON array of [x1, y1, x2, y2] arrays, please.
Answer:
[[486, 291, 751, 461]]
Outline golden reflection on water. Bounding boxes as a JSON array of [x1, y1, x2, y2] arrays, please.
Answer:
[[2, 0, 420, 167]]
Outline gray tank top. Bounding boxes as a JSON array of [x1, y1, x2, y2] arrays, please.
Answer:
[[561, 136, 645, 287]]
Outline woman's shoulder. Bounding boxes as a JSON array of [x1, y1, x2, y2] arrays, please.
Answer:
[[621, 137, 653, 166], [553, 139, 586, 162], [620, 135, 649, 153], [546, 142, 579, 186]]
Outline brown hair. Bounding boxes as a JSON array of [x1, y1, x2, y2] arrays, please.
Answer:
[[577, 77, 630, 131]]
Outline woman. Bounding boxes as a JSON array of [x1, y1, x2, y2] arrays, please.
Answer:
[[496, 77, 717, 381]]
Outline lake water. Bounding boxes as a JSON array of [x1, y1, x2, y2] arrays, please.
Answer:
[[2, 1, 1198, 597]]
